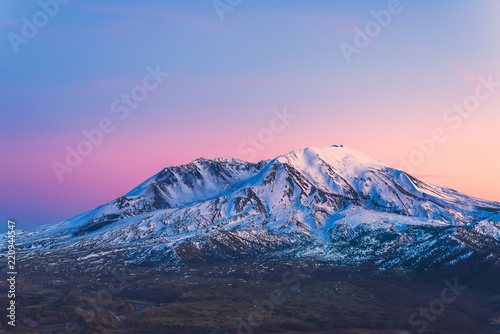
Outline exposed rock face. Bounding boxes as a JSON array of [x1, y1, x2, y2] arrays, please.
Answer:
[[6, 146, 500, 269]]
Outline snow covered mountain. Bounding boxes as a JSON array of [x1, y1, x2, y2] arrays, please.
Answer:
[[6, 146, 500, 269]]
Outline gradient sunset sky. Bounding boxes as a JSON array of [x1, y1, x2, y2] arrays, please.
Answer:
[[1, 0, 500, 232]]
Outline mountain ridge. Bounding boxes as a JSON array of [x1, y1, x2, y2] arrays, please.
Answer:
[[5, 145, 500, 269]]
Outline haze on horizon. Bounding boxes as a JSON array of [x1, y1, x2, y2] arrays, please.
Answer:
[[1, 0, 500, 232]]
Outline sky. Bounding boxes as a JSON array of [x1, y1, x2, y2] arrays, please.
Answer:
[[1, 0, 500, 233]]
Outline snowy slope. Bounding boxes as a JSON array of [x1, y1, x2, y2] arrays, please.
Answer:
[[5, 145, 500, 269]]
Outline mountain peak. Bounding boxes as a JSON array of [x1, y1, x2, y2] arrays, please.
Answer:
[[276, 145, 386, 172], [7, 145, 500, 269], [191, 156, 257, 166]]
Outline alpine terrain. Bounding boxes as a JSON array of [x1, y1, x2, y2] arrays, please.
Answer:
[[6, 145, 500, 271]]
